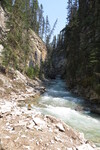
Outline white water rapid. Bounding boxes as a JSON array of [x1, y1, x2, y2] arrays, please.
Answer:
[[33, 78, 100, 146]]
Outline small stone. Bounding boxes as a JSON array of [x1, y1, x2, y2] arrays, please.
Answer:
[[36, 141, 39, 145], [27, 104, 32, 110], [56, 123, 65, 132], [79, 132, 84, 140], [54, 129, 58, 134], [23, 145, 31, 150], [33, 117, 45, 127], [39, 139, 43, 143], [0, 115, 3, 118], [51, 140, 54, 144], [34, 126, 43, 131], [91, 144, 96, 148], [21, 135, 26, 138], [54, 137, 62, 142], [66, 148, 73, 150], [45, 143, 49, 147], [27, 122, 35, 129], [5, 136, 10, 139], [48, 128, 53, 132]]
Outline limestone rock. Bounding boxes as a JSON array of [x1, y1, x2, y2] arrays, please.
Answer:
[[56, 123, 65, 132], [0, 6, 6, 32], [33, 117, 45, 127], [66, 148, 73, 150], [15, 70, 26, 82], [27, 122, 35, 129], [76, 144, 94, 150], [28, 29, 47, 68], [54, 136, 62, 142], [0, 45, 4, 57]]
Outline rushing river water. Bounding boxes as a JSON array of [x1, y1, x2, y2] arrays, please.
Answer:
[[33, 78, 100, 146]]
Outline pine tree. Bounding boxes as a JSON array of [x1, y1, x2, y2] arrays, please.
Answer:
[[52, 35, 57, 49], [45, 15, 50, 46], [22, 0, 31, 70], [41, 17, 45, 39], [38, 4, 44, 38], [30, 0, 39, 33]]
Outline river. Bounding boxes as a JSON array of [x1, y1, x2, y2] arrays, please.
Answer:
[[33, 78, 100, 146]]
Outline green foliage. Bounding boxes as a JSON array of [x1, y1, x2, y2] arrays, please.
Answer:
[[26, 65, 40, 79], [59, 0, 100, 98], [2, 0, 25, 69], [34, 65, 40, 77], [26, 66, 35, 79], [1, 0, 12, 11]]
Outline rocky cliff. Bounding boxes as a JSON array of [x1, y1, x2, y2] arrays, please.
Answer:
[[50, 48, 66, 78], [0, 5, 6, 33], [0, 5, 47, 73], [28, 30, 47, 68], [45, 36, 66, 79], [0, 5, 6, 62]]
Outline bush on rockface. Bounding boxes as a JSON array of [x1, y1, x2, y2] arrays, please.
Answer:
[[26, 65, 39, 79]]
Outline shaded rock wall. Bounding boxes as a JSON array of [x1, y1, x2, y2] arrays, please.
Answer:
[[51, 48, 66, 78]]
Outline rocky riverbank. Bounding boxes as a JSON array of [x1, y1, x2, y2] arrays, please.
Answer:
[[0, 69, 99, 150], [68, 85, 100, 115]]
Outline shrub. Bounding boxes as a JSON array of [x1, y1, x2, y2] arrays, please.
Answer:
[[26, 67, 35, 79], [26, 65, 40, 79]]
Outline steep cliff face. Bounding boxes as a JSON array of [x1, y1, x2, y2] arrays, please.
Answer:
[[0, 5, 47, 73], [0, 5, 6, 61], [29, 30, 47, 68], [45, 30, 67, 79], [15, 29, 47, 72], [50, 48, 66, 78], [0, 5, 6, 32]]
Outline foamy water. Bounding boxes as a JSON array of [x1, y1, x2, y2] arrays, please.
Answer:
[[34, 78, 100, 146]]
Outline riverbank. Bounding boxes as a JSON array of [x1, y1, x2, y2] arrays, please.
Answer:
[[67, 84, 100, 115], [0, 70, 99, 150]]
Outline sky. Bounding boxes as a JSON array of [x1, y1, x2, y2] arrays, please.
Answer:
[[38, 0, 67, 37]]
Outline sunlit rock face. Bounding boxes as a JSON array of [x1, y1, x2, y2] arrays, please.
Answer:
[[0, 5, 6, 63], [0, 5, 6, 31], [28, 29, 47, 68], [0, 5, 47, 70]]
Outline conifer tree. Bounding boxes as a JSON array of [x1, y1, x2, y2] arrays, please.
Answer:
[[30, 0, 39, 33], [45, 16, 50, 46], [38, 4, 44, 38]]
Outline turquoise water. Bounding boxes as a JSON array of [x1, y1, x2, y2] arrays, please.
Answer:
[[34, 78, 100, 146]]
